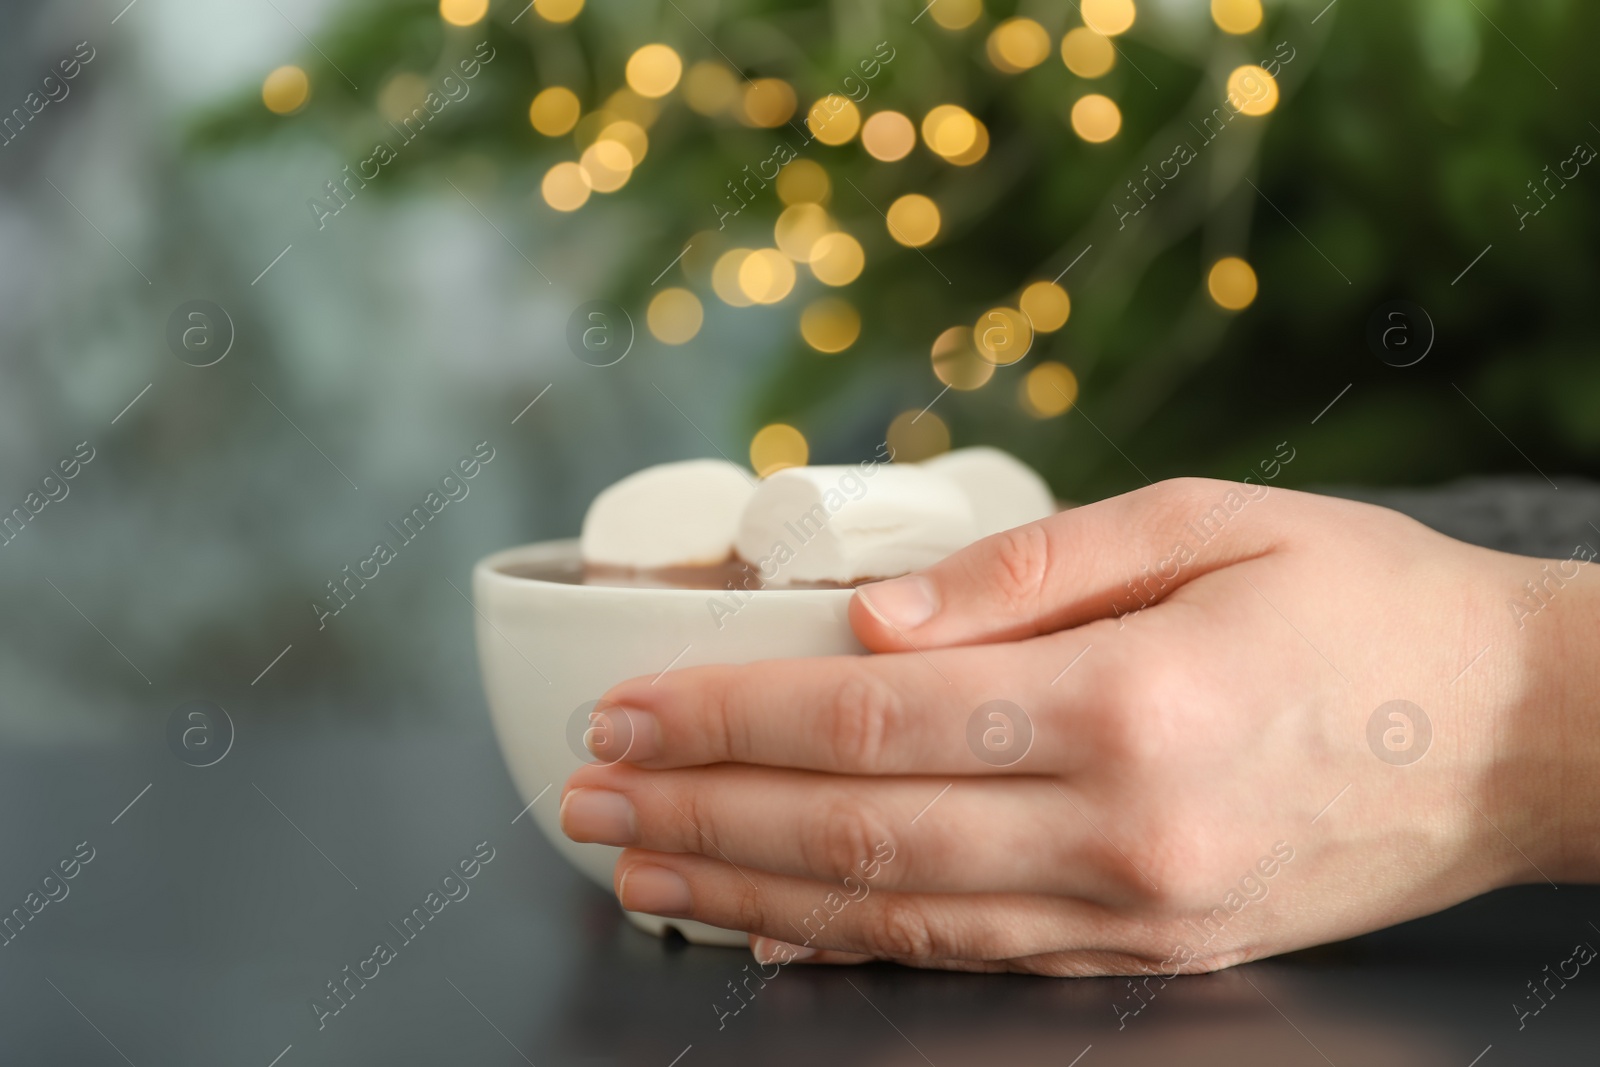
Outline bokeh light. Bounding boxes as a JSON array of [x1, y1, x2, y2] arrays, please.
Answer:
[[807, 95, 862, 145], [599, 120, 648, 165], [922, 104, 978, 157], [712, 249, 756, 307], [974, 307, 1034, 365], [929, 0, 982, 30], [887, 409, 951, 462], [751, 424, 809, 477], [604, 88, 660, 128], [931, 326, 996, 390], [988, 18, 1052, 73], [808, 232, 865, 286], [529, 87, 580, 136], [683, 61, 738, 115], [1070, 93, 1122, 142], [1212, 0, 1263, 34], [1022, 362, 1080, 417], [738, 248, 797, 304], [774, 203, 834, 262], [743, 79, 797, 127], [439, 0, 488, 27], [1227, 64, 1279, 116], [886, 194, 941, 247], [534, 0, 584, 23], [379, 73, 427, 123], [776, 159, 831, 205], [946, 119, 990, 165], [1082, 0, 1136, 36], [800, 298, 861, 353], [862, 111, 916, 161], [647, 288, 704, 344], [1020, 281, 1071, 332], [541, 162, 591, 212], [579, 139, 634, 192], [262, 66, 309, 115], [1208, 256, 1258, 310], [626, 44, 683, 99], [1061, 28, 1116, 78]]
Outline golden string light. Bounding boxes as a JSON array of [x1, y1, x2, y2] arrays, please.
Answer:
[[1227, 65, 1279, 116], [262, 66, 309, 114], [774, 203, 834, 262], [974, 307, 1034, 366], [1022, 363, 1079, 417], [529, 87, 580, 136], [930, 327, 996, 391], [862, 110, 916, 162], [534, 0, 584, 24], [625, 44, 683, 99], [1070, 93, 1122, 142], [1020, 281, 1071, 332], [807, 95, 862, 145], [1061, 28, 1116, 78], [1208, 257, 1258, 309], [1082, 0, 1136, 37], [886, 410, 951, 462], [776, 159, 831, 205], [1212, 0, 1263, 34], [808, 232, 865, 286], [750, 424, 809, 477], [683, 61, 737, 115], [988, 18, 1052, 73], [647, 288, 704, 344], [439, 0, 488, 27], [800, 298, 861, 353], [541, 161, 591, 212], [738, 248, 797, 304], [742, 79, 797, 127], [886, 194, 940, 247]]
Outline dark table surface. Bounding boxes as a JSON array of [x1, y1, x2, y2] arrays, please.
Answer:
[[7, 478, 1600, 1066]]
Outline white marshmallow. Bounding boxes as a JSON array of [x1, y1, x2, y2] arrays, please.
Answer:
[[581, 459, 754, 569], [922, 446, 1056, 540], [735, 465, 977, 583]]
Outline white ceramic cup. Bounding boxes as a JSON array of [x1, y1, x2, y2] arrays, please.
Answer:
[[472, 539, 862, 947]]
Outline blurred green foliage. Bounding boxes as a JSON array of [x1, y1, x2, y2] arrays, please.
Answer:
[[193, 0, 1600, 498]]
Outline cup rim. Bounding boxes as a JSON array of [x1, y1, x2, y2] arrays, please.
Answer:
[[472, 539, 856, 600]]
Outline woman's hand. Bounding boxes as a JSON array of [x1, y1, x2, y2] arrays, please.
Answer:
[[559, 479, 1600, 975]]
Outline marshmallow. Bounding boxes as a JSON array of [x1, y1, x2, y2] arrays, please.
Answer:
[[922, 446, 1056, 540], [735, 465, 977, 583], [581, 459, 754, 569]]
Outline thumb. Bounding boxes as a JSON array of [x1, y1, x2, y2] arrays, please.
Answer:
[[848, 478, 1284, 651]]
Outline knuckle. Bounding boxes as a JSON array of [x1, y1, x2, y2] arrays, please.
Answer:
[[863, 896, 938, 960], [703, 666, 756, 762], [804, 799, 895, 883], [726, 871, 770, 935], [668, 782, 723, 856], [826, 671, 904, 773], [1125, 828, 1210, 912], [986, 522, 1054, 617], [1095, 663, 1186, 764]]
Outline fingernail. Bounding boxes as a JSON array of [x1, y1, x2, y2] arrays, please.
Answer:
[[858, 575, 938, 630], [586, 706, 661, 764], [618, 864, 693, 917], [559, 788, 637, 846], [752, 936, 817, 965]]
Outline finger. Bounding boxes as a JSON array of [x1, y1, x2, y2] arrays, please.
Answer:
[[563, 764, 1137, 898], [614, 849, 1139, 965], [849, 477, 1288, 652], [749, 935, 873, 967], [587, 634, 1094, 774]]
